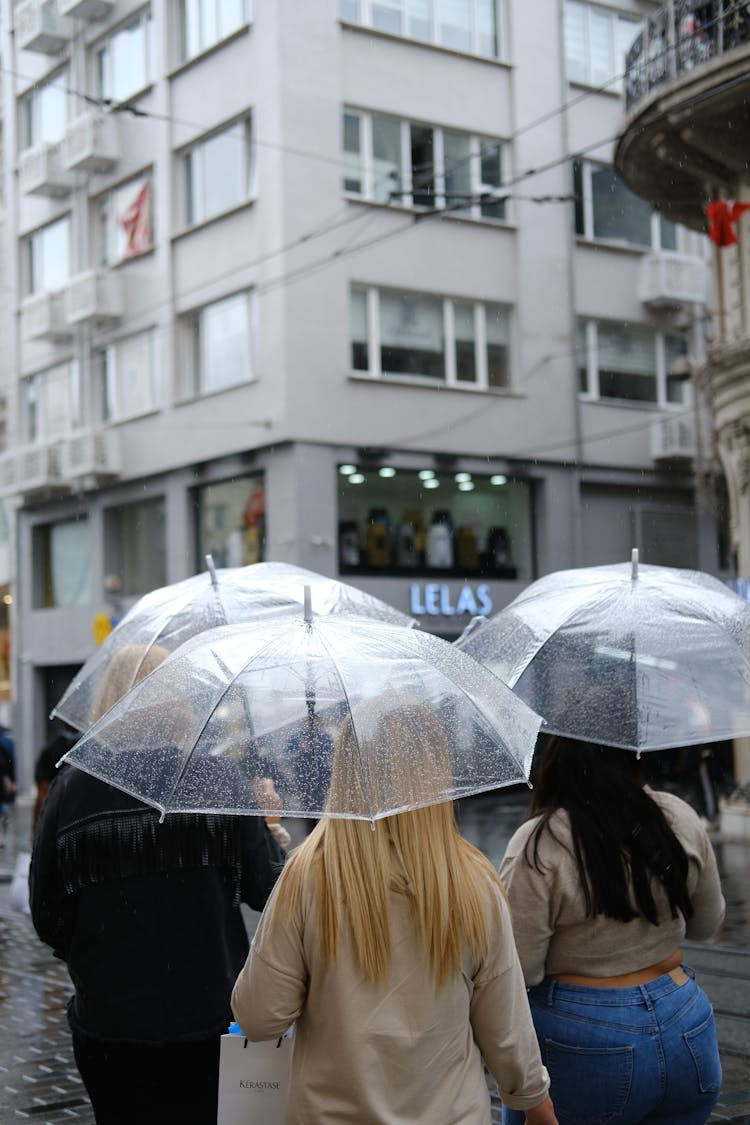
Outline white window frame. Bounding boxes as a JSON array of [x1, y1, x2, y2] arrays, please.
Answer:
[[20, 67, 69, 150], [578, 319, 690, 408], [343, 109, 508, 221], [98, 172, 153, 265], [99, 328, 160, 422], [564, 0, 641, 90], [184, 290, 257, 396], [23, 215, 71, 296], [574, 159, 680, 252], [351, 285, 512, 391], [96, 8, 154, 105], [177, 0, 250, 62], [341, 0, 502, 59], [22, 360, 81, 443], [182, 115, 254, 228]]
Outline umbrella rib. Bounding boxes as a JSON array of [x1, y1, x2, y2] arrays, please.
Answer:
[[313, 627, 378, 825], [161, 629, 300, 813]]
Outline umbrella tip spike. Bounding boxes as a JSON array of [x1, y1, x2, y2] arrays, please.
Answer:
[[303, 585, 313, 625], [206, 554, 219, 588], [631, 547, 639, 581]]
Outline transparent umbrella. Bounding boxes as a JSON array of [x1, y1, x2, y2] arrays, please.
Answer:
[[61, 593, 542, 822], [52, 559, 416, 733], [456, 549, 750, 752]]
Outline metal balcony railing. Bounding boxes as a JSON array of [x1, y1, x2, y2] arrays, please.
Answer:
[[625, 0, 750, 110]]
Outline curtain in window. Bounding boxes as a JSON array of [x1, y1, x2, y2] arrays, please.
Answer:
[[49, 520, 91, 607], [597, 323, 656, 402], [380, 291, 444, 378]]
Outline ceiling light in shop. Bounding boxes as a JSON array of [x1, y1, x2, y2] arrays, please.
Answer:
[[378, 467, 396, 478], [457, 481, 475, 491], [418, 470, 435, 480], [490, 474, 507, 486], [339, 464, 357, 475], [349, 473, 366, 484], [423, 478, 440, 489], [454, 472, 472, 483]]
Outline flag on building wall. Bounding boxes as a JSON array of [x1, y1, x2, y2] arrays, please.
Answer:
[[118, 180, 151, 258], [707, 199, 750, 247]]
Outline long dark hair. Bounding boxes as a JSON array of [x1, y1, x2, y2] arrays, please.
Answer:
[[527, 735, 693, 925]]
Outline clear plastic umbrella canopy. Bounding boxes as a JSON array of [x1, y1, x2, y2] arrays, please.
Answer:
[[456, 550, 750, 752], [52, 560, 416, 733], [61, 606, 542, 822]]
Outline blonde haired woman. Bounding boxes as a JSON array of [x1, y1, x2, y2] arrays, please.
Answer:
[[232, 696, 557, 1124]]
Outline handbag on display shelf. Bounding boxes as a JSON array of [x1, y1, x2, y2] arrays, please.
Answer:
[[216, 1024, 294, 1125]]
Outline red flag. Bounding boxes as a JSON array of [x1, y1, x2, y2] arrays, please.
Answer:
[[707, 199, 750, 247], [118, 181, 151, 258]]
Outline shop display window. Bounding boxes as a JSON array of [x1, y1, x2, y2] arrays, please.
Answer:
[[194, 473, 266, 568], [337, 465, 534, 580]]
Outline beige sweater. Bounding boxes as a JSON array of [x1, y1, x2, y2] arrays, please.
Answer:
[[232, 872, 550, 1123], [499, 788, 726, 987]]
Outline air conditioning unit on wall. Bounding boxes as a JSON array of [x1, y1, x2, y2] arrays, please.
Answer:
[[59, 0, 114, 18], [59, 429, 121, 482], [62, 113, 119, 174], [19, 142, 73, 198], [638, 254, 707, 308], [16, 0, 71, 54], [21, 291, 72, 343], [17, 443, 69, 499], [65, 270, 122, 327], [650, 414, 696, 462]]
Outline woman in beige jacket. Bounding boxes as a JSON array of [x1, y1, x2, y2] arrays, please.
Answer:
[[232, 695, 557, 1125]]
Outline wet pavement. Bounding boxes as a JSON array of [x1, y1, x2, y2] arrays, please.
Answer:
[[0, 789, 749, 1123]]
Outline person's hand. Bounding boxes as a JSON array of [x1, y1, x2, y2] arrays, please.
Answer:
[[524, 1095, 558, 1124], [252, 776, 283, 814]]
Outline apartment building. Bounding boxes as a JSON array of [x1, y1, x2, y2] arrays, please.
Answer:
[[0, 0, 727, 781]]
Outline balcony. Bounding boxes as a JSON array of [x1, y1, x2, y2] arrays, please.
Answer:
[[59, 0, 114, 17], [59, 429, 120, 483], [616, 1, 750, 232], [19, 142, 72, 198], [21, 291, 72, 343], [637, 252, 708, 308], [64, 270, 122, 327], [62, 112, 119, 175], [15, 0, 71, 54]]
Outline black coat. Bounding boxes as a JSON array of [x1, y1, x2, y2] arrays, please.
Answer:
[[30, 763, 285, 1046]]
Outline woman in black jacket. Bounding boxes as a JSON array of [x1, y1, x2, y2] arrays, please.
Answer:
[[30, 644, 285, 1125]]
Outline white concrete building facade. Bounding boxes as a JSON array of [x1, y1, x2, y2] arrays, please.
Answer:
[[0, 0, 728, 784]]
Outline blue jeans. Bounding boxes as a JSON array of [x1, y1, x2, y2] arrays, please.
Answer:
[[502, 966, 721, 1125]]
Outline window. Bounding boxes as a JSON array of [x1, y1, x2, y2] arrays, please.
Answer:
[[104, 497, 166, 596], [341, 0, 500, 58], [194, 474, 266, 567], [352, 286, 511, 389], [23, 361, 80, 442], [564, 0, 641, 88], [337, 465, 534, 581], [99, 329, 160, 421], [577, 320, 688, 406], [183, 117, 253, 226], [20, 68, 69, 149], [343, 110, 506, 219], [573, 161, 679, 251], [185, 291, 255, 394], [179, 0, 248, 61], [96, 10, 153, 103], [35, 517, 91, 608], [99, 174, 153, 264], [23, 216, 71, 295]]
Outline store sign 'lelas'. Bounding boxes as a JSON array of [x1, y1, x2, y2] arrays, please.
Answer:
[[409, 583, 493, 617]]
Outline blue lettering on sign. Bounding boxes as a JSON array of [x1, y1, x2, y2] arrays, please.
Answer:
[[410, 583, 493, 617]]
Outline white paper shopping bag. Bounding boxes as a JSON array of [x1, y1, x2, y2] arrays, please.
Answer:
[[217, 1029, 293, 1125]]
